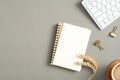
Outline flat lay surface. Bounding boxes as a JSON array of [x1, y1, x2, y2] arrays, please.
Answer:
[[0, 0, 120, 80]]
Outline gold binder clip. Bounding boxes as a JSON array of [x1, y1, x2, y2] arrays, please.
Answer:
[[94, 40, 104, 51], [109, 26, 117, 37]]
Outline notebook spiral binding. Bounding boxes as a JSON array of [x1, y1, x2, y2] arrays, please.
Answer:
[[50, 23, 63, 64]]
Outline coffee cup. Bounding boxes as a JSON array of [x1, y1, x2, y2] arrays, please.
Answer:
[[106, 60, 120, 80]]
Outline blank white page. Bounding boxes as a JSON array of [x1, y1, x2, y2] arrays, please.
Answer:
[[52, 23, 91, 71]]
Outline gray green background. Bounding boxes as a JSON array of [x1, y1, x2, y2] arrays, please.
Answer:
[[0, 0, 120, 80]]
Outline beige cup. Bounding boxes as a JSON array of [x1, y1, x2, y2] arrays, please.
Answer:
[[106, 60, 120, 80]]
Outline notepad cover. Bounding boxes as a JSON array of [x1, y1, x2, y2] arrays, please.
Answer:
[[51, 23, 91, 72]]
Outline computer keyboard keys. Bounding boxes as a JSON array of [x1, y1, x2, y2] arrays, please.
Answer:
[[92, 1, 97, 6], [115, 0, 119, 2], [109, 15, 114, 20], [90, 7, 98, 14], [104, 18, 109, 24], [97, 14, 107, 22], [94, 11, 102, 18], [101, 7, 106, 12], [111, 7, 116, 12], [113, 11, 119, 17], [82, 0, 120, 30], [106, 4, 111, 9], [102, 0, 107, 6], [100, 22, 106, 27], [97, 4, 102, 9], [83, 0, 89, 5], [111, 0, 116, 6], [87, 4, 93, 10], [107, 10, 112, 15], [116, 4, 120, 8], [96, 0, 102, 3], [90, 0, 93, 1]]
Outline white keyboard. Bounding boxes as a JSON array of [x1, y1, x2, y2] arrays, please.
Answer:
[[82, 0, 120, 30]]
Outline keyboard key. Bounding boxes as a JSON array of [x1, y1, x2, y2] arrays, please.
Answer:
[[92, 1, 97, 6], [119, 9, 120, 12], [97, 13, 107, 22], [115, 0, 120, 2], [100, 22, 106, 27], [83, 0, 89, 5], [96, 0, 102, 3], [109, 15, 114, 20], [97, 4, 102, 9], [116, 3, 120, 8], [113, 11, 119, 17], [111, 0, 116, 6], [107, 10, 112, 15], [101, 7, 107, 12], [87, 4, 93, 10], [94, 11, 102, 18], [104, 18, 109, 24], [106, 4, 111, 9], [106, 0, 111, 2], [90, 7, 98, 14], [90, 0, 94, 1], [111, 7, 116, 12], [102, 0, 107, 6]]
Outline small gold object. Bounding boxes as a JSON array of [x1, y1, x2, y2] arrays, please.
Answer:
[[94, 40, 104, 51], [109, 26, 117, 37]]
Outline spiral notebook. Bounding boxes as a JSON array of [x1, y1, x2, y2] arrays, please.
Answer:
[[50, 23, 91, 71]]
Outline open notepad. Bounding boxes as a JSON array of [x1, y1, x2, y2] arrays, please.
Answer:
[[50, 23, 91, 72]]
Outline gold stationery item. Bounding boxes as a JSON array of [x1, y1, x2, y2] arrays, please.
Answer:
[[106, 59, 120, 80], [109, 26, 117, 37], [77, 54, 98, 80], [94, 40, 104, 51]]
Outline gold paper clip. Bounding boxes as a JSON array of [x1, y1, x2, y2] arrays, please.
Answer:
[[94, 40, 104, 51], [109, 26, 117, 37]]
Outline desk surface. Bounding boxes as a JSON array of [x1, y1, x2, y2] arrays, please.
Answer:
[[0, 0, 120, 80]]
